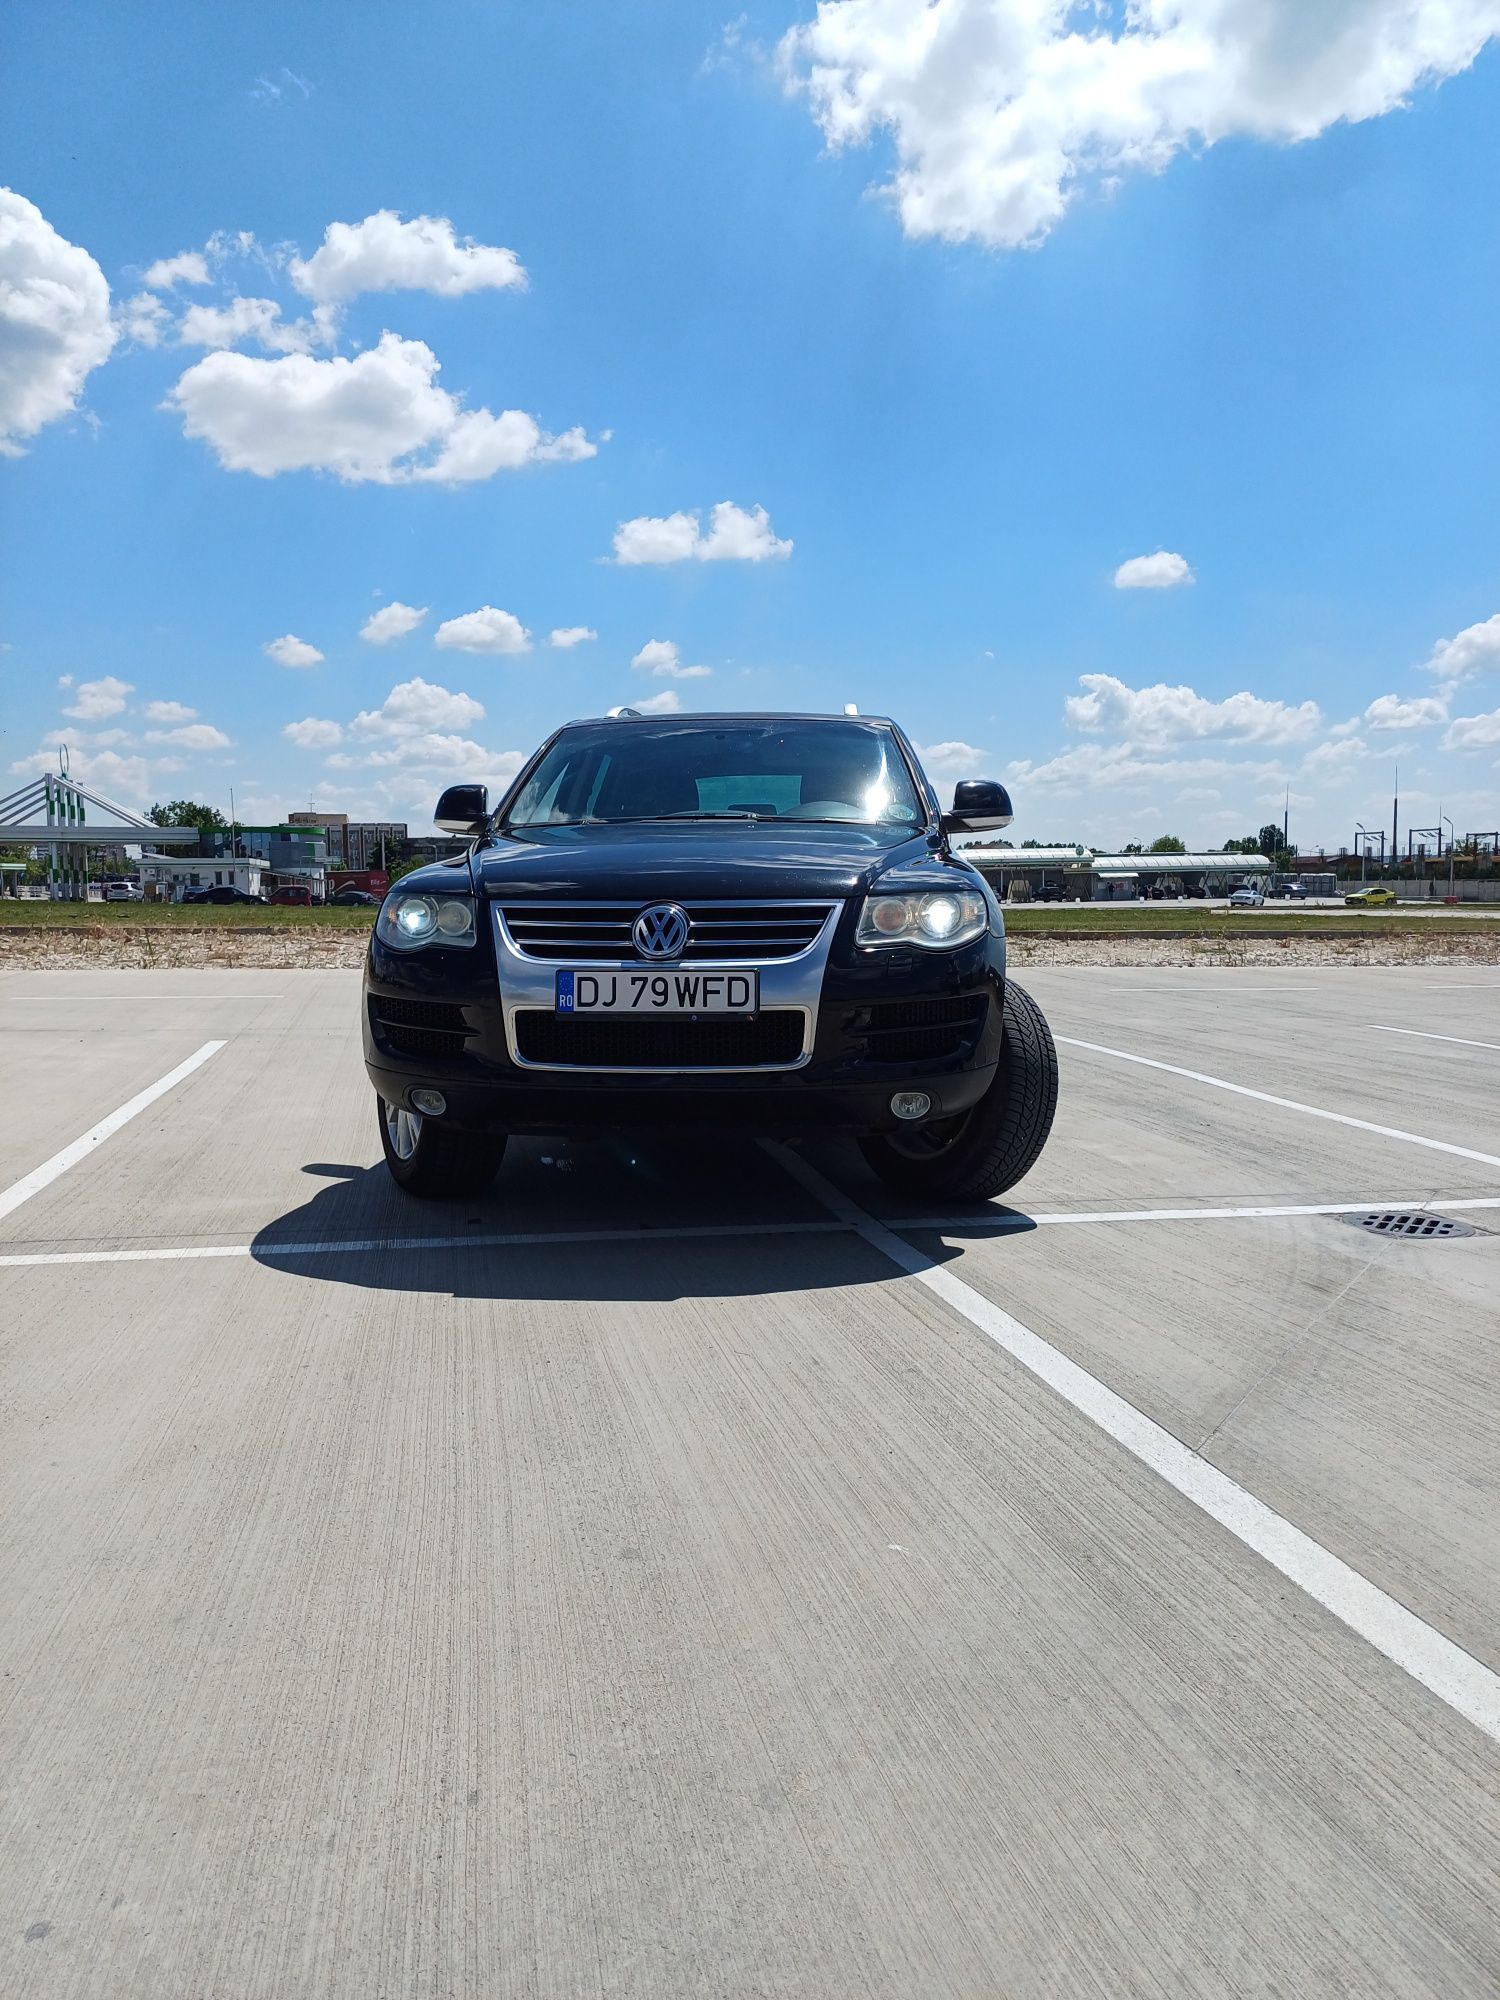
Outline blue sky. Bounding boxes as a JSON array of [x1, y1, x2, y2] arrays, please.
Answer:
[[4, 0, 1500, 851]]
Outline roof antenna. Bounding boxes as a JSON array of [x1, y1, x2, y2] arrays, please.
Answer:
[[843, 703, 858, 716]]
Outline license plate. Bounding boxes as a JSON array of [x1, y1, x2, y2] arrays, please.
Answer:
[[555, 968, 758, 1015]]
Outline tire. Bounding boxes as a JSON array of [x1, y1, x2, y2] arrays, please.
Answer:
[[377, 1095, 507, 1199], [860, 980, 1059, 1204]]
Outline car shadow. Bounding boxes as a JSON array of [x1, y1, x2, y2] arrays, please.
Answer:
[[248, 1133, 967, 1303]]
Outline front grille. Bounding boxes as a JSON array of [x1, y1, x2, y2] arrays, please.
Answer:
[[498, 900, 836, 962], [370, 994, 470, 1059], [514, 1010, 805, 1069], [845, 995, 988, 1063]]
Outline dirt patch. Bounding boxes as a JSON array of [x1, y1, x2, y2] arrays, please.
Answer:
[[5, 924, 1499, 972]]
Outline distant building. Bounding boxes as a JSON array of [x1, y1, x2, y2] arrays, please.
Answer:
[[139, 853, 266, 900], [286, 812, 406, 870]]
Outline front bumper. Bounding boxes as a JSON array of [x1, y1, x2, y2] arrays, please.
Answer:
[[362, 904, 1005, 1137]]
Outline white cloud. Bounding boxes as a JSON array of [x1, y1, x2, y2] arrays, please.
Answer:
[[611, 501, 792, 564], [549, 626, 597, 649], [635, 689, 684, 715], [1114, 550, 1194, 591], [780, 1, 1500, 249], [142, 699, 197, 723], [360, 601, 428, 646], [142, 250, 210, 289], [433, 606, 532, 655], [916, 739, 986, 775], [1300, 735, 1369, 774], [145, 722, 232, 750], [176, 295, 334, 354], [1443, 707, 1500, 751], [631, 638, 711, 679], [350, 677, 486, 739], [1065, 673, 1321, 747], [1422, 611, 1500, 688], [11, 741, 153, 801], [118, 292, 171, 348], [288, 210, 526, 305], [283, 716, 343, 749], [63, 674, 133, 720], [1362, 693, 1448, 731], [0, 189, 118, 452], [165, 331, 595, 484], [264, 633, 325, 669]]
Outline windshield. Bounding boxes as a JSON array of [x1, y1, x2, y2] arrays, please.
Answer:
[[503, 720, 926, 829]]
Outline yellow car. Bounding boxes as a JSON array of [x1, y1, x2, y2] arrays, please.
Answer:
[[1344, 885, 1397, 906]]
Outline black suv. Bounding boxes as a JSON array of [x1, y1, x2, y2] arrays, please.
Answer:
[[363, 713, 1058, 1202]]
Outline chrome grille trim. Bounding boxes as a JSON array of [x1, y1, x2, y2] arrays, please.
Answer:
[[496, 899, 838, 963]]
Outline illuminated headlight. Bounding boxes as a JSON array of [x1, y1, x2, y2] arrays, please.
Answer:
[[377, 892, 477, 950], [856, 890, 988, 949]]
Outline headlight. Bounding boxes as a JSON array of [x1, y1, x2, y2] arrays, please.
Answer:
[[377, 892, 477, 950], [856, 889, 988, 949]]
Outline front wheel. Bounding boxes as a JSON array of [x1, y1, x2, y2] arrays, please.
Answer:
[[860, 980, 1059, 1204], [377, 1095, 507, 1199]]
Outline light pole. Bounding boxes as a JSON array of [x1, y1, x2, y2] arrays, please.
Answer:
[[1442, 814, 1455, 900], [1355, 824, 1369, 883]]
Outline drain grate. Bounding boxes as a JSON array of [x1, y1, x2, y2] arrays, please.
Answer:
[[1343, 1209, 1476, 1240]]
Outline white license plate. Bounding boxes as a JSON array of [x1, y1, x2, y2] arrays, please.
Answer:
[[555, 968, 758, 1015]]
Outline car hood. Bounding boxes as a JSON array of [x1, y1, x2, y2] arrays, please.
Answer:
[[471, 821, 939, 903]]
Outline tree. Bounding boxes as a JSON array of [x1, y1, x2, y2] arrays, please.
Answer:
[[1221, 836, 1259, 854], [1121, 841, 1143, 855], [1256, 822, 1284, 860], [149, 800, 227, 833], [1148, 835, 1186, 853]]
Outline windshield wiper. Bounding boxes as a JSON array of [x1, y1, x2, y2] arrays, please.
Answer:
[[609, 810, 767, 822]]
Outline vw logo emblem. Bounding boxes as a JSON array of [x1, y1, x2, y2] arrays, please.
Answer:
[[633, 903, 690, 959]]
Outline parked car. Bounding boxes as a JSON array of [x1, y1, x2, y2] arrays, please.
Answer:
[[103, 879, 142, 901], [1227, 884, 1265, 907], [363, 711, 1061, 1204], [182, 885, 264, 905], [1345, 884, 1398, 906], [331, 888, 380, 907], [268, 885, 314, 906], [1267, 881, 1308, 899]]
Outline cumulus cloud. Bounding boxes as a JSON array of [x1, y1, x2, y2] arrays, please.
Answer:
[[433, 606, 532, 655], [350, 677, 486, 739], [1114, 550, 1193, 590], [1422, 611, 1500, 689], [288, 210, 526, 305], [1007, 741, 1285, 796], [142, 699, 197, 723], [611, 501, 792, 565], [1064, 673, 1321, 746], [142, 250, 211, 289], [118, 292, 171, 348], [11, 741, 154, 801], [1362, 693, 1448, 731], [283, 716, 343, 749], [635, 689, 684, 715], [549, 626, 596, 649], [1300, 735, 1369, 774], [176, 295, 335, 355], [0, 189, 118, 452], [1443, 706, 1500, 751], [63, 675, 133, 720], [165, 332, 596, 484], [360, 601, 428, 646], [916, 739, 987, 775], [631, 638, 711, 679], [780, 1, 1500, 249], [264, 633, 325, 668], [145, 722, 232, 750]]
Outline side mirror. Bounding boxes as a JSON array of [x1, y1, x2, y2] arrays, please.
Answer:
[[943, 778, 1013, 835], [434, 783, 490, 836]]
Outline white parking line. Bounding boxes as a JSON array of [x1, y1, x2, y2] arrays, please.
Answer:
[[0, 1042, 227, 1224], [888, 1195, 1500, 1232], [1367, 1026, 1500, 1054], [1055, 1035, 1500, 1171], [767, 1143, 1500, 1747], [0, 1218, 848, 1268]]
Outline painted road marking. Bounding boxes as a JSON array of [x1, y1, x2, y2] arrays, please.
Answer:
[[0, 1042, 227, 1224], [1055, 1035, 1500, 1171], [767, 1143, 1500, 1747], [1367, 1026, 1500, 1054], [7, 1193, 1498, 1269]]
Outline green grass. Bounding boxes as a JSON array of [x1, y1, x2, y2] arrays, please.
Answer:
[[0, 901, 378, 929], [1001, 904, 1498, 938]]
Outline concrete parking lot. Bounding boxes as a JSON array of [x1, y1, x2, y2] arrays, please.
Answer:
[[2, 964, 1499, 1998]]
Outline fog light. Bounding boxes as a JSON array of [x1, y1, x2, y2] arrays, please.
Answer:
[[411, 1088, 447, 1116], [891, 1091, 932, 1121]]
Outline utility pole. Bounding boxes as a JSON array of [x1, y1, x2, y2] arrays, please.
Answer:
[[1442, 814, 1455, 901], [1392, 763, 1398, 880]]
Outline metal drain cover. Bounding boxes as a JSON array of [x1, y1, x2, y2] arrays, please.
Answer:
[[1343, 1209, 1477, 1240]]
